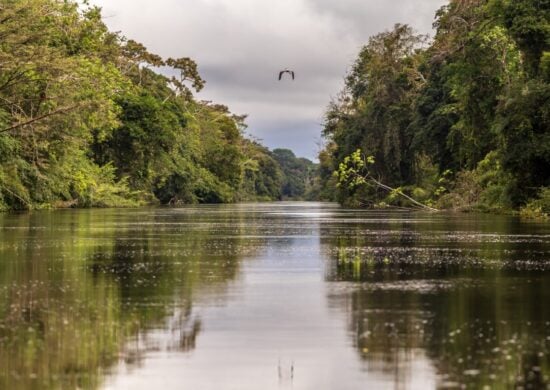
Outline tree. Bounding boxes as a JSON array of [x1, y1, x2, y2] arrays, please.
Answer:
[[0, 0, 298, 210], [272, 148, 317, 199], [320, 0, 550, 211]]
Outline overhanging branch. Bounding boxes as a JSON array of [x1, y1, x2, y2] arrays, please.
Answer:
[[0, 104, 80, 134]]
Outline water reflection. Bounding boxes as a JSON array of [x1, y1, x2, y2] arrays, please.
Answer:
[[323, 212, 550, 389], [0, 205, 549, 389], [0, 206, 264, 389]]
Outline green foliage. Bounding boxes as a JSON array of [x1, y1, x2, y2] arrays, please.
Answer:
[[334, 149, 373, 191], [520, 188, 550, 219], [434, 152, 510, 211], [0, 0, 304, 211], [541, 51, 550, 81], [64, 159, 142, 208], [320, 0, 550, 212], [239, 140, 283, 201], [272, 148, 318, 199], [335, 149, 438, 210], [492, 0, 550, 77], [495, 81, 550, 205], [324, 24, 427, 189], [317, 146, 338, 201], [0, 0, 128, 209]]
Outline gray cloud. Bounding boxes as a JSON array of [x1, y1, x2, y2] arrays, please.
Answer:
[[304, 0, 445, 39], [92, 0, 447, 160]]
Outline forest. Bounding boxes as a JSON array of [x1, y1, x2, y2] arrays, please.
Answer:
[[0, 0, 316, 211], [2, 0, 549, 215], [0, 1, 549, 387], [319, 0, 550, 216]]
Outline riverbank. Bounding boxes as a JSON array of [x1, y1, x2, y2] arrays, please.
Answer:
[[317, 1, 550, 216], [0, 1, 319, 213]]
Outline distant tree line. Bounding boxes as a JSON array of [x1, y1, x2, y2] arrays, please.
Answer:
[[319, 0, 550, 216], [272, 148, 319, 200], [0, 0, 315, 210]]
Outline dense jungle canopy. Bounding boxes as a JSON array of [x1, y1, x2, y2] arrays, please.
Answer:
[[0, 0, 316, 211], [319, 0, 550, 216], [1, 0, 549, 215]]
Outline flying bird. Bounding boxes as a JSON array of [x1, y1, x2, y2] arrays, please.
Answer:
[[279, 68, 295, 81]]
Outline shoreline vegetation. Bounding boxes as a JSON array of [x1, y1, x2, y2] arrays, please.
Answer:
[[1, 1, 548, 220], [317, 0, 550, 219], [0, 0, 318, 212]]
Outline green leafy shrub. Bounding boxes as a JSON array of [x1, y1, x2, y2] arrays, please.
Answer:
[[520, 188, 550, 220], [437, 152, 511, 212]]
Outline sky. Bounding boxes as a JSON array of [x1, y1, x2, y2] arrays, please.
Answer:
[[91, 0, 447, 160]]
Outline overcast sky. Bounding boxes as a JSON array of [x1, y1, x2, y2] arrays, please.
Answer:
[[91, 0, 447, 160]]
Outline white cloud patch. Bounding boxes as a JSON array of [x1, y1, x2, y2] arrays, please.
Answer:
[[92, 0, 447, 160]]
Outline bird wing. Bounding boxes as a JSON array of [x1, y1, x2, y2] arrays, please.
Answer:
[[279, 71, 284, 80], [291, 71, 295, 80]]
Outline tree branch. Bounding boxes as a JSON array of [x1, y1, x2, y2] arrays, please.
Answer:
[[368, 175, 439, 211], [0, 184, 31, 207], [0, 104, 80, 133]]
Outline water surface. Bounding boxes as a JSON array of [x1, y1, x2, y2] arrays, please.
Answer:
[[1, 203, 549, 389]]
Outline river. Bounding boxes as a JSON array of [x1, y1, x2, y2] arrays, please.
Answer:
[[0, 202, 549, 389]]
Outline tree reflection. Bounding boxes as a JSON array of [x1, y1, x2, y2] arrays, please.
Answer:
[[323, 213, 550, 389], [0, 208, 262, 389]]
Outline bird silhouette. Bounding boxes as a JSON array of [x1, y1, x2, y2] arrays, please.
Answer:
[[279, 68, 295, 81]]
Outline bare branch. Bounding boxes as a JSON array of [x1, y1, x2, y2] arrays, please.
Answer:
[[0, 104, 80, 134]]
